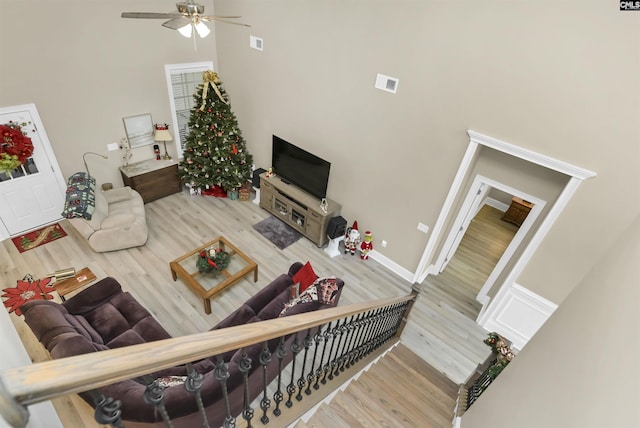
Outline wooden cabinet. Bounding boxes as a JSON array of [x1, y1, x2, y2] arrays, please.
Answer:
[[120, 159, 181, 203], [501, 197, 533, 227], [259, 173, 341, 247]]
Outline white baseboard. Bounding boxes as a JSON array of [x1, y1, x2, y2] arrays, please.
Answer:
[[368, 250, 415, 283], [453, 415, 462, 428], [483, 197, 509, 212], [480, 283, 557, 351]]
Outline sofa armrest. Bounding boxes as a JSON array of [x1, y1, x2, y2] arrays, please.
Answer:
[[103, 187, 134, 204], [101, 213, 136, 229], [62, 277, 123, 315]]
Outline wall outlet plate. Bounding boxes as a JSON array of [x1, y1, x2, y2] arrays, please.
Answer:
[[107, 143, 120, 151], [417, 222, 429, 234]]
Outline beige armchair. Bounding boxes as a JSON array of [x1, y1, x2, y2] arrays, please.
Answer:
[[69, 187, 148, 252]]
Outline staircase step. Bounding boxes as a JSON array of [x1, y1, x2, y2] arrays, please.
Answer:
[[304, 344, 458, 428], [372, 354, 456, 421], [387, 344, 458, 398]]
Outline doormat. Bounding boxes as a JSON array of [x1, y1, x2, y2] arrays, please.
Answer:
[[11, 223, 67, 253], [253, 216, 302, 250], [2, 276, 54, 316]]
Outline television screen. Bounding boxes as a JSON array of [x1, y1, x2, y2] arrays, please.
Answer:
[[272, 135, 331, 200]]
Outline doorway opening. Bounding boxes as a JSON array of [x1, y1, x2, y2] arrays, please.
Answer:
[[430, 174, 545, 319]]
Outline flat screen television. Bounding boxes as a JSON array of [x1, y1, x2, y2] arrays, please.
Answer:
[[272, 135, 331, 200]]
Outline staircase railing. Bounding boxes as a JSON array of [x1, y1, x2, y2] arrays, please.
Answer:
[[0, 293, 416, 428]]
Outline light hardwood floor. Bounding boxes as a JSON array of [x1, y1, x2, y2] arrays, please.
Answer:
[[401, 205, 518, 385], [297, 344, 458, 428], [1, 191, 510, 426]]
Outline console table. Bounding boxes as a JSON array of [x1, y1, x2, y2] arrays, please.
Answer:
[[259, 172, 340, 247], [502, 197, 533, 227], [120, 159, 181, 203]]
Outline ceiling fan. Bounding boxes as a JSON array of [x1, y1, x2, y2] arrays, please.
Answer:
[[122, 1, 250, 39]]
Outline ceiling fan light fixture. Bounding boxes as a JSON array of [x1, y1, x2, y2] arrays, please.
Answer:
[[195, 21, 210, 38], [178, 23, 193, 38]]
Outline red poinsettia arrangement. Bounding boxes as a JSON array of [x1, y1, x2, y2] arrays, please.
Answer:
[[0, 121, 34, 172], [2, 276, 53, 316]]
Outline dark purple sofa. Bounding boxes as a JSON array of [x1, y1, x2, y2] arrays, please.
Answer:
[[21, 262, 344, 427]]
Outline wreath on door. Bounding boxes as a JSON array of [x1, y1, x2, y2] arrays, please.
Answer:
[[0, 121, 34, 172]]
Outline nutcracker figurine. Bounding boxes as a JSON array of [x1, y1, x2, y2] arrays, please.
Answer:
[[344, 221, 361, 256], [360, 230, 373, 260]]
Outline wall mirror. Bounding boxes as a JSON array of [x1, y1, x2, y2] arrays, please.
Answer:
[[123, 113, 154, 148]]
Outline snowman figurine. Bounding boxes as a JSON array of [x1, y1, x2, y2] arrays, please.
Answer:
[[344, 221, 361, 256]]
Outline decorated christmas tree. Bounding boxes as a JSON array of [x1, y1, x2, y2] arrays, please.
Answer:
[[178, 71, 253, 194]]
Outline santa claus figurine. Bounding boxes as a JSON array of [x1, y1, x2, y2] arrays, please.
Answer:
[[344, 221, 361, 256], [360, 231, 373, 260]]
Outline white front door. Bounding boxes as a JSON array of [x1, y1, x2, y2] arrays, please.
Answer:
[[0, 104, 67, 237]]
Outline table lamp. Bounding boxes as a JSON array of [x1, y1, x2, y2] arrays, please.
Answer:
[[154, 124, 173, 160]]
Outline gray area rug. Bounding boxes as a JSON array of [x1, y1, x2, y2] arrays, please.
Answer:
[[253, 216, 302, 250]]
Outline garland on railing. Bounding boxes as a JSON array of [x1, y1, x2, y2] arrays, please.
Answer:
[[0, 121, 34, 172], [484, 332, 515, 377]]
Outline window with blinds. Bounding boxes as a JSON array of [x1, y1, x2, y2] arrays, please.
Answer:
[[164, 62, 214, 159]]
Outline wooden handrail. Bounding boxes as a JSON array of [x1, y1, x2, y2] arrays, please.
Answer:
[[1, 294, 415, 407]]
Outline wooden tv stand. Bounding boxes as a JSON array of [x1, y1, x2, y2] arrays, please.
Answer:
[[259, 172, 341, 247]]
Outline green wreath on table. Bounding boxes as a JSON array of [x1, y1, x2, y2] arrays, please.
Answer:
[[196, 247, 231, 274], [1, 122, 34, 173]]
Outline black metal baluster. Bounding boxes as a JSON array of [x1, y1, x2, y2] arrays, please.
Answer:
[[259, 342, 272, 425], [314, 322, 332, 389], [355, 309, 377, 362], [375, 306, 393, 348], [184, 363, 209, 428], [143, 375, 173, 428], [336, 316, 356, 374], [238, 350, 254, 428], [364, 309, 384, 357], [306, 326, 324, 395], [90, 391, 125, 428], [214, 356, 236, 428], [332, 320, 349, 377], [328, 320, 346, 381], [345, 314, 363, 369], [339, 316, 358, 372], [296, 329, 313, 401], [285, 335, 302, 407], [350, 312, 369, 365], [272, 336, 287, 417], [321, 321, 339, 384], [369, 308, 388, 353]]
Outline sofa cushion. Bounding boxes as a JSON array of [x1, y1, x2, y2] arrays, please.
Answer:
[[279, 277, 342, 317], [210, 305, 256, 330], [292, 261, 318, 293], [64, 313, 104, 344], [243, 274, 293, 313], [256, 291, 291, 320]]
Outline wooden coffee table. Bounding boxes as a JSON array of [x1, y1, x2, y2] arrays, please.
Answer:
[[169, 236, 258, 314]]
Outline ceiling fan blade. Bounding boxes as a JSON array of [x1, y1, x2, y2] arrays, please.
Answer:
[[122, 12, 183, 19], [199, 15, 243, 19], [162, 18, 191, 30], [200, 17, 251, 27]]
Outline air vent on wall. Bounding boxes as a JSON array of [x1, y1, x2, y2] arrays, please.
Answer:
[[250, 35, 263, 51], [375, 73, 399, 94]]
